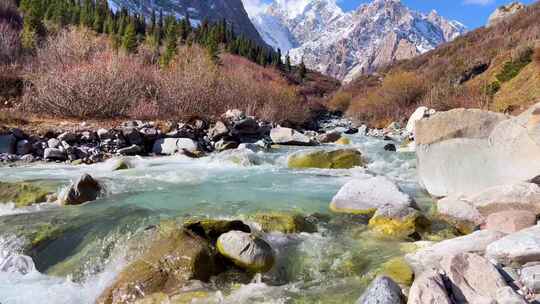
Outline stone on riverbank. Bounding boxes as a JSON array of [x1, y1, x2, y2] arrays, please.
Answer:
[[355, 276, 404, 304], [407, 271, 452, 304], [486, 225, 540, 266], [60, 174, 101, 205], [330, 176, 412, 215], [441, 253, 520, 303], [0, 134, 17, 154], [288, 149, 363, 169], [152, 138, 198, 155], [270, 127, 315, 146], [405, 230, 505, 275], [486, 210, 536, 234], [316, 131, 342, 143], [0, 181, 53, 208], [216, 231, 275, 273]]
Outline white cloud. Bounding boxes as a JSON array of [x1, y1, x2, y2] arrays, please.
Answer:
[[242, 0, 270, 16], [462, 0, 495, 5]]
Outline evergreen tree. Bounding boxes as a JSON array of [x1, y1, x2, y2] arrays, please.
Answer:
[[122, 19, 138, 53], [286, 53, 292, 72], [160, 18, 178, 67], [298, 58, 307, 80]]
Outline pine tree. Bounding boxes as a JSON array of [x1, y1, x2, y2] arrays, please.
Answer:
[[160, 18, 178, 67], [122, 19, 137, 53], [207, 38, 220, 63], [298, 58, 307, 80], [286, 53, 292, 72]]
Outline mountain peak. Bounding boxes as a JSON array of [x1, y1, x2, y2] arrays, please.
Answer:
[[249, 0, 466, 82]]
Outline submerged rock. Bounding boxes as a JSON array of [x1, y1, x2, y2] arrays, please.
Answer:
[[110, 158, 133, 171], [0, 181, 53, 208], [98, 229, 217, 304], [216, 231, 275, 273], [288, 149, 363, 169], [60, 174, 101, 205], [335, 136, 351, 145], [270, 127, 315, 146], [405, 230, 506, 275], [368, 205, 429, 239], [330, 176, 412, 215], [356, 276, 404, 304], [251, 212, 317, 234]]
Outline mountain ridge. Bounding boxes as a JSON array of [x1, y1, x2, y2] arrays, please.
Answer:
[[249, 0, 466, 82]]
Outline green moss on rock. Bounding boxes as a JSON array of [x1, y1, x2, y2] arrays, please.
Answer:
[[288, 149, 363, 169], [251, 212, 317, 233], [0, 181, 53, 208], [380, 257, 414, 286]]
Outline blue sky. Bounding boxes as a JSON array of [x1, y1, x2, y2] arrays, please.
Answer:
[[243, 0, 537, 29], [338, 0, 536, 28]]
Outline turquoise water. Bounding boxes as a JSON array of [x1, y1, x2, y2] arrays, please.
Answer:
[[0, 134, 425, 304]]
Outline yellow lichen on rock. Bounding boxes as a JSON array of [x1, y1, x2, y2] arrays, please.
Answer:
[[288, 149, 363, 169], [335, 137, 351, 145], [380, 257, 414, 286]]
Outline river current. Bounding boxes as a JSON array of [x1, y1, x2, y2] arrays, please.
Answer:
[[0, 133, 431, 304]]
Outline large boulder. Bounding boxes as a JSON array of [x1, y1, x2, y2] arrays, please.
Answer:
[[288, 149, 363, 169], [97, 229, 217, 304], [330, 176, 412, 215], [0, 181, 53, 208], [0, 134, 17, 154], [216, 231, 275, 273], [407, 271, 452, 304], [440, 253, 521, 303], [486, 225, 540, 266], [355, 276, 404, 304], [416, 104, 540, 197], [405, 230, 505, 275], [60, 174, 101, 205], [270, 127, 315, 146], [405, 106, 430, 137]]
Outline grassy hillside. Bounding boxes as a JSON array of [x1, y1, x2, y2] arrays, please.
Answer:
[[330, 1, 540, 127]]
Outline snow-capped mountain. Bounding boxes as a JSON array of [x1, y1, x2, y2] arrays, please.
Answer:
[[249, 0, 466, 82], [107, 0, 267, 47]]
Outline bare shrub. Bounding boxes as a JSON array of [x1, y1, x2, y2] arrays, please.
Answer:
[[0, 21, 21, 64], [0, 0, 22, 28], [24, 28, 158, 118]]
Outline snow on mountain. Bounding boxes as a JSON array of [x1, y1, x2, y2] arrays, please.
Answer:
[[248, 0, 466, 82]]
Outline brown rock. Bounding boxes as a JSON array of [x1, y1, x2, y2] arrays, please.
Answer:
[[408, 271, 452, 304], [485, 210, 536, 234]]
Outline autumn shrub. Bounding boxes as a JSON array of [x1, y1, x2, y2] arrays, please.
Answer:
[[327, 91, 352, 113], [24, 28, 158, 118], [346, 71, 425, 126], [0, 1, 22, 65]]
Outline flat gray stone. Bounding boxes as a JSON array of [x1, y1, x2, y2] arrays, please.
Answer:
[[356, 276, 404, 304], [487, 225, 540, 266]]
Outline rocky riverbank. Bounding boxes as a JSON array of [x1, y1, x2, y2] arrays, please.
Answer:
[[4, 103, 540, 303]]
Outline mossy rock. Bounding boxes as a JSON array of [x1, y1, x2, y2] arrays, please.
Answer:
[[217, 231, 275, 273], [335, 137, 351, 145], [251, 212, 317, 234], [97, 229, 218, 304], [380, 257, 414, 286], [0, 181, 54, 208], [183, 219, 251, 244], [368, 206, 430, 240], [31, 224, 63, 250], [288, 149, 363, 169]]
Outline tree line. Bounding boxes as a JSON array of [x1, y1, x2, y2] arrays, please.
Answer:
[[16, 0, 306, 71]]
